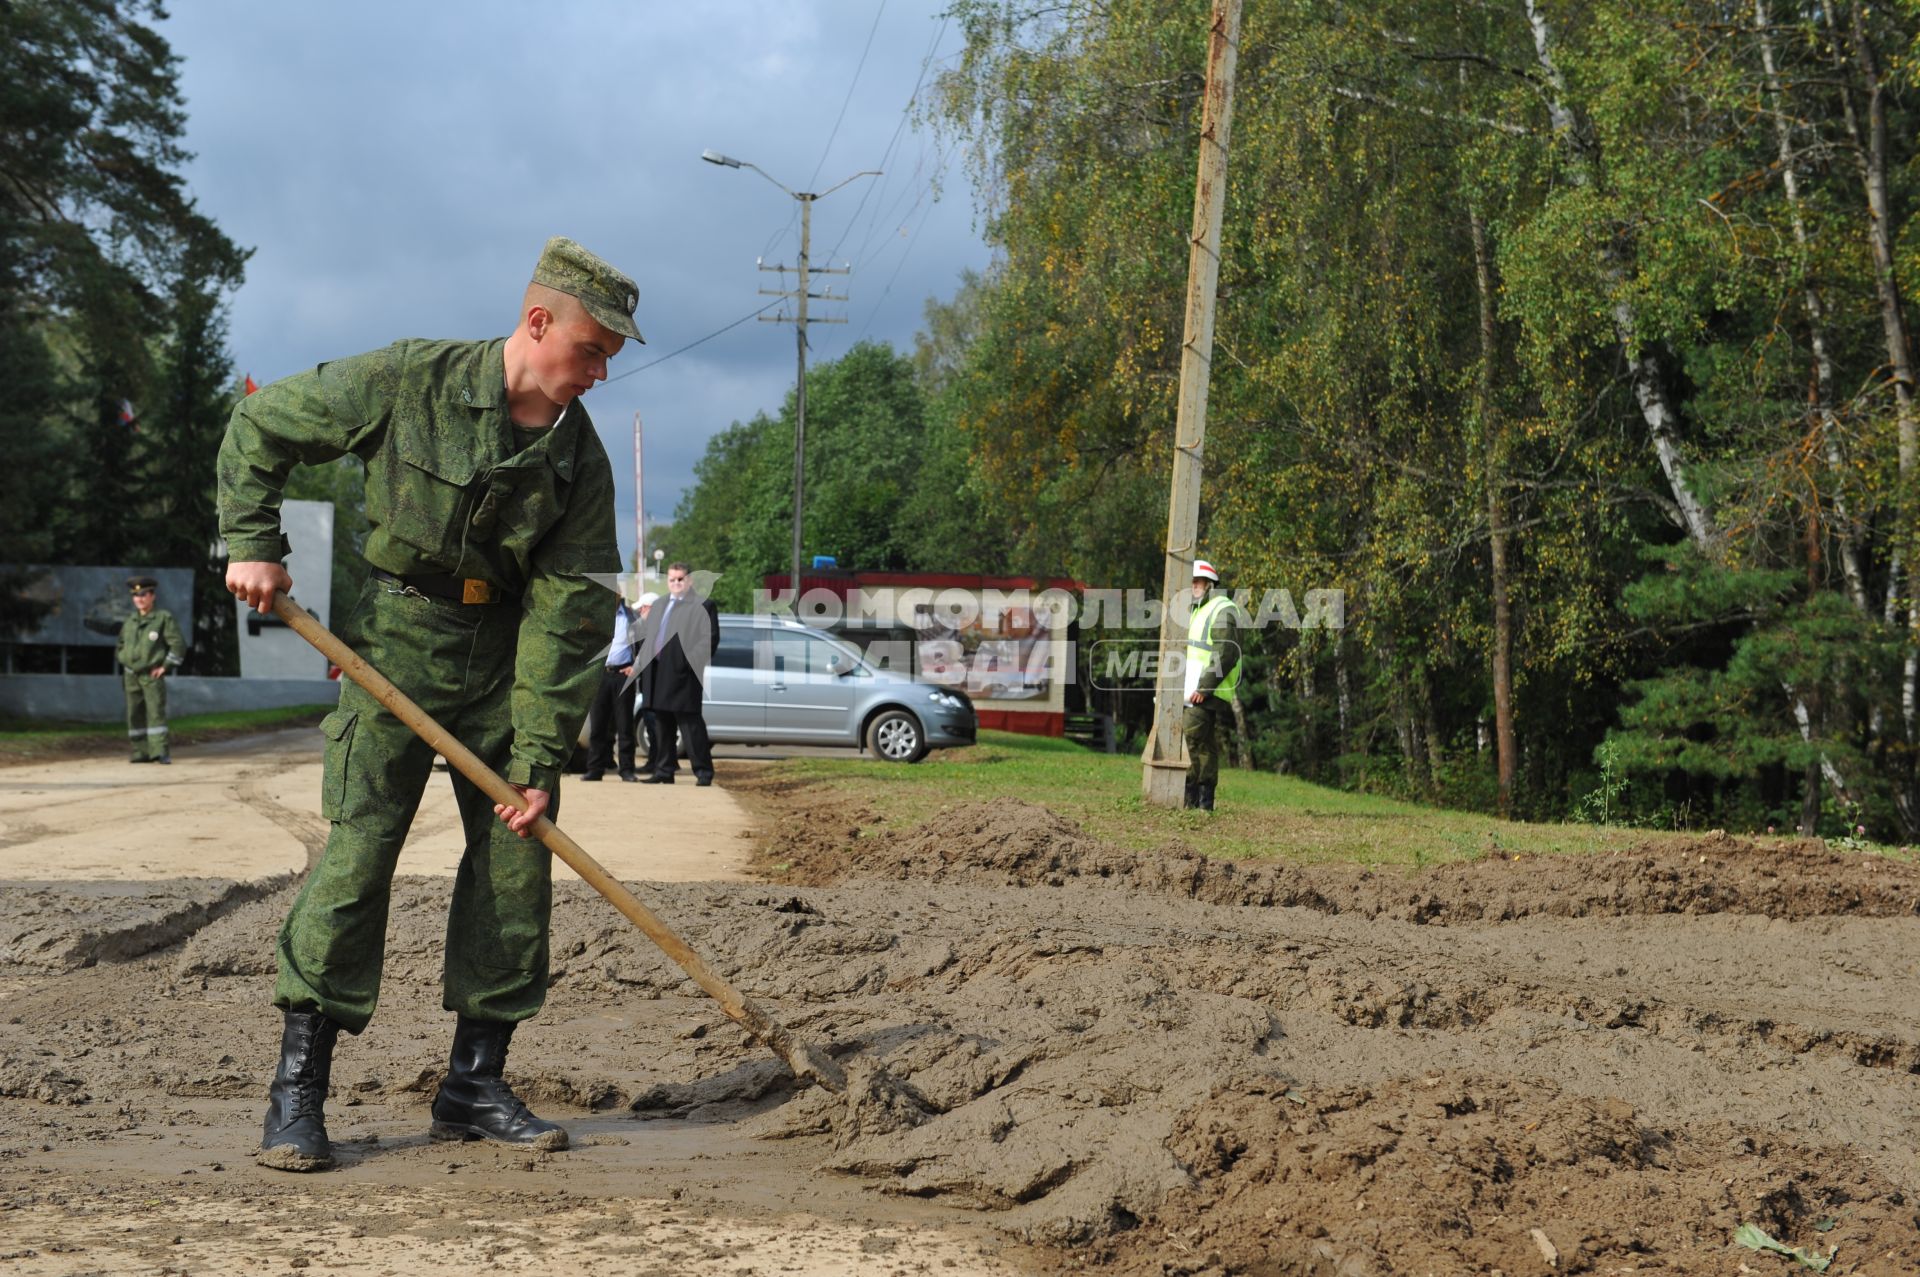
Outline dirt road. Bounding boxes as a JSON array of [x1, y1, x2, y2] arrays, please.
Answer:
[[0, 733, 1025, 1274], [4, 733, 1918, 1274]]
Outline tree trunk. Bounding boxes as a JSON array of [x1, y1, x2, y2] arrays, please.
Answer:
[[1846, 2, 1919, 746], [1821, 0, 1919, 831], [1523, 0, 1717, 550], [1799, 759, 1822, 837], [1298, 645, 1319, 777], [1525, 0, 1858, 811], [1392, 671, 1425, 788], [1421, 670, 1445, 786], [1755, 0, 1870, 614], [1335, 633, 1353, 780], [1470, 205, 1517, 816]]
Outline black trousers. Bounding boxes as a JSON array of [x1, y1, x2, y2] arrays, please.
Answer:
[[640, 709, 665, 775], [584, 667, 636, 777], [651, 709, 712, 781]]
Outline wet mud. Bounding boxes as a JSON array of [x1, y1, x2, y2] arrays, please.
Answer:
[[3, 785, 1917, 1274]]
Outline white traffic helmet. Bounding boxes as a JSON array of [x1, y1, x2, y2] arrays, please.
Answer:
[[1192, 559, 1221, 583]]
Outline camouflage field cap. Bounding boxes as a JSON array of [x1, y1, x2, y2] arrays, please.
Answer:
[[531, 237, 644, 343]]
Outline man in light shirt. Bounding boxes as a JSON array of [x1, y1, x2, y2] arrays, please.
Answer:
[[582, 592, 639, 781]]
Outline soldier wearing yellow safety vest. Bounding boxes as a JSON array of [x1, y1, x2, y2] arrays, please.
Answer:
[[1182, 559, 1243, 811]]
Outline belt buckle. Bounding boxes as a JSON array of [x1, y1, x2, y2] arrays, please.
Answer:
[[462, 579, 493, 605]]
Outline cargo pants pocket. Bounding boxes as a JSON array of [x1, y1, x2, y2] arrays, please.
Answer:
[[319, 709, 359, 820]]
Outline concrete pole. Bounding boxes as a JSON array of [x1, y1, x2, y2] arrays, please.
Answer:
[[1142, 0, 1242, 807], [793, 195, 811, 603]]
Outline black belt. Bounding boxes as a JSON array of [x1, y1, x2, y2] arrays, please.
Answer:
[[371, 568, 512, 605]]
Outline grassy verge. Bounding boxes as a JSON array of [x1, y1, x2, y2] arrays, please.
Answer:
[[776, 730, 1730, 868], [0, 703, 334, 766]]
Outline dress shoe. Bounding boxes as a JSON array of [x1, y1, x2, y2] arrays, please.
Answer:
[[695, 776, 713, 787], [640, 773, 674, 784], [580, 771, 603, 782], [618, 771, 638, 782]]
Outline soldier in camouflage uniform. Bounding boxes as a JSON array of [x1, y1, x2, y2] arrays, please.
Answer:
[[118, 576, 186, 764], [1181, 559, 1244, 812], [219, 238, 638, 1172]]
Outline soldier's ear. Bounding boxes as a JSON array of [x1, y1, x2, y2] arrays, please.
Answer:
[[525, 304, 554, 340]]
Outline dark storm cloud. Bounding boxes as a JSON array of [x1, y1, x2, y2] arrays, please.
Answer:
[[162, 2, 990, 565]]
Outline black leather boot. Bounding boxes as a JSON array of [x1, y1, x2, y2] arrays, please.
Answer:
[[258, 1010, 341, 1171], [1198, 783, 1216, 812], [1183, 778, 1199, 809], [429, 1017, 568, 1150]]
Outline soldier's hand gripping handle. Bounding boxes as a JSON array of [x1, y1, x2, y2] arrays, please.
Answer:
[[227, 561, 294, 615]]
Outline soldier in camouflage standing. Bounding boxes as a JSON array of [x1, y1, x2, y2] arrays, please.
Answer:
[[219, 238, 637, 1172], [118, 576, 186, 765], [1182, 560, 1244, 812]]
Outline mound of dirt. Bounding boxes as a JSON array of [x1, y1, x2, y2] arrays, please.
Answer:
[[1084, 1071, 1919, 1275], [7, 783, 1915, 1269], [808, 800, 1920, 921], [0, 875, 296, 973]]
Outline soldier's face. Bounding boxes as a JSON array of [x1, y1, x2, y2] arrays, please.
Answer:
[[133, 589, 155, 615], [529, 305, 625, 405]]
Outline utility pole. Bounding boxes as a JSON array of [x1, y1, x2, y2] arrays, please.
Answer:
[[760, 195, 849, 602], [1142, 0, 1243, 807], [701, 151, 878, 602]]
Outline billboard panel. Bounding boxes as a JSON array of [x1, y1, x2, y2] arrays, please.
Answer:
[[6, 565, 196, 648]]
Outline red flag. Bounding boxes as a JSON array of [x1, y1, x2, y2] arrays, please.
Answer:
[[244, 373, 259, 395]]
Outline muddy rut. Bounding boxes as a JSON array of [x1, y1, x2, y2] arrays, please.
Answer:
[[3, 783, 1917, 1275]]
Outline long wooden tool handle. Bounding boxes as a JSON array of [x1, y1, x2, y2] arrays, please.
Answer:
[[271, 591, 846, 1094]]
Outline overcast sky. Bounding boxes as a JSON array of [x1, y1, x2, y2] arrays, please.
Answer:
[[159, 2, 993, 568]]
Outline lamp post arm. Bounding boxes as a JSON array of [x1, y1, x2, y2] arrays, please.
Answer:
[[814, 169, 882, 200], [738, 161, 801, 201]]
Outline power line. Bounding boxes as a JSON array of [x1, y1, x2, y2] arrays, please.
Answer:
[[605, 298, 785, 383], [826, 14, 949, 267], [807, 0, 887, 193], [850, 183, 944, 344]]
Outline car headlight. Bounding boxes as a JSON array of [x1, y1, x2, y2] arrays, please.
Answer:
[[927, 690, 965, 710]]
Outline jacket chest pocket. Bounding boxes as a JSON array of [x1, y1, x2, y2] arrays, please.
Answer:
[[494, 467, 565, 547], [378, 414, 480, 563]]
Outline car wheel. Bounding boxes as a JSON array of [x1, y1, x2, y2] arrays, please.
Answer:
[[866, 708, 927, 763]]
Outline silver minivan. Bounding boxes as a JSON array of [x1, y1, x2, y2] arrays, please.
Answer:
[[657, 614, 977, 762]]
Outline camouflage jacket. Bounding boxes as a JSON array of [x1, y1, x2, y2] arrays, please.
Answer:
[[216, 338, 620, 789], [117, 608, 186, 674]]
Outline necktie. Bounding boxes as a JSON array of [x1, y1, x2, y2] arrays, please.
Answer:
[[653, 599, 676, 654]]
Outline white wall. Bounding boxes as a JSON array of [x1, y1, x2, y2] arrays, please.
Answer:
[[236, 499, 334, 679]]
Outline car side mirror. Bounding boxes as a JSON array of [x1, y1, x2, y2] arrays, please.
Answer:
[[827, 654, 849, 675]]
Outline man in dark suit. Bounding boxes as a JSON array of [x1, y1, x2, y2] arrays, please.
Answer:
[[634, 562, 720, 786]]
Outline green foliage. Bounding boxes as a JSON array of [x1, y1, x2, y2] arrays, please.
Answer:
[[666, 341, 1011, 609], [1574, 740, 1629, 825], [670, 0, 1920, 838], [0, 0, 248, 656], [1608, 546, 1900, 832]]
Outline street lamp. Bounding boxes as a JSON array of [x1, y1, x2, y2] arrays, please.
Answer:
[[703, 149, 878, 604]]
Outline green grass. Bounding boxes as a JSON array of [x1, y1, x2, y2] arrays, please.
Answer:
[[0, 703, 334, 764], [776, 730, 1685, 868]]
